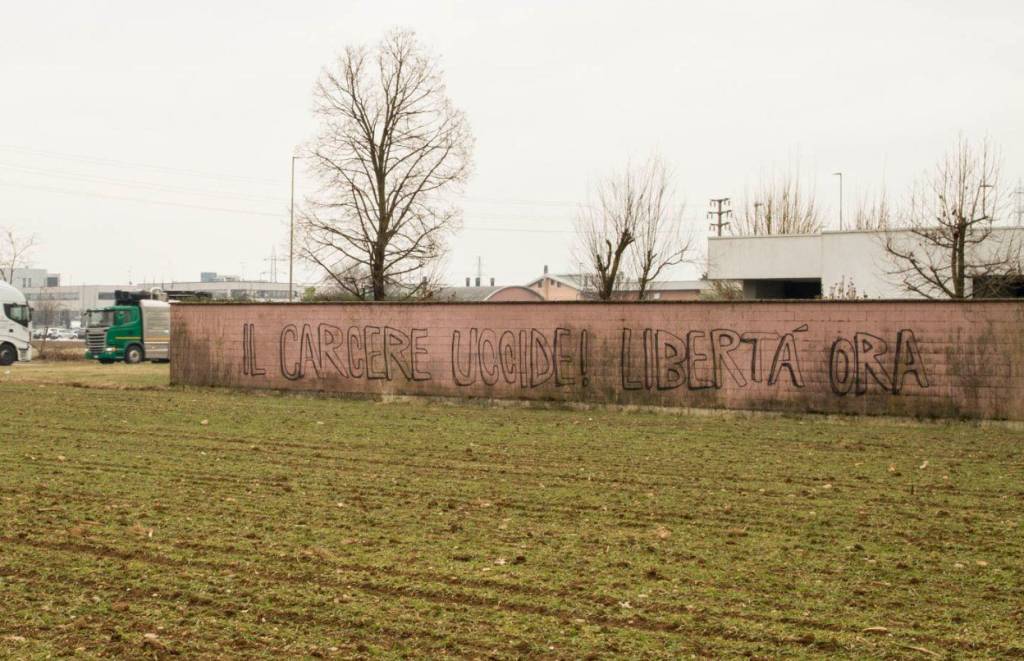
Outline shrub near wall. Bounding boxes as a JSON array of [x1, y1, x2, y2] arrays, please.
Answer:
[[170, 301, 1024, 420]]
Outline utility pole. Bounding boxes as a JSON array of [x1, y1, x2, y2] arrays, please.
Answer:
[[264, 247, 286, 283], [1014, 178, 1023, 224], [832, 172, 843, 230], [289, 155, 297, 302], [708, 198, 732, 236]]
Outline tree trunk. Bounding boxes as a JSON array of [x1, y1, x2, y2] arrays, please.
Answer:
[[956, 221, 967, 298]]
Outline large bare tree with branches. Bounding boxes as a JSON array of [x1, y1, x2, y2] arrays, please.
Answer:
[[301, 30, 473, 300], [0, 226, 38, 284], [576, 157, 693, 301], [733, 171, 822, 235], [883, 137, 1022, 299]]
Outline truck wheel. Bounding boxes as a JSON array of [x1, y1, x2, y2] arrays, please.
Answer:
[[124, 345, 144, 364], [0, 343, 15, 366]]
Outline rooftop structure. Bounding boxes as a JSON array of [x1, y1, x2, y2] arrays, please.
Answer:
[[524, 268, 709, 301]]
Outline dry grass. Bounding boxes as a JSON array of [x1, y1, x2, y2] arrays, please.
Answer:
[[30, 341, 87, 362]]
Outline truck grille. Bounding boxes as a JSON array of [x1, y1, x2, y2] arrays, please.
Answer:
[[87, 330, 107, 354]]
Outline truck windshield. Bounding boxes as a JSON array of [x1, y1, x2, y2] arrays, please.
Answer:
[[4, 304, 31, 327], [86, 310, 117, 327]]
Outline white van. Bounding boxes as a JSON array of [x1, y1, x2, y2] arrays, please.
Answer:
[[1, 280, 33, 365]]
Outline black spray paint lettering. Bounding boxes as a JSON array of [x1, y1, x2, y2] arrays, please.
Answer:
[[278, 324, 430, 382], [241, 323, 266, 377], [622, 326, 807, 391], [829, 329, 928, 395], [451, 328, 589, 388]]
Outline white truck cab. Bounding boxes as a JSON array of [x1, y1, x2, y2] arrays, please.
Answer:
[[1, 280, 33, 365]]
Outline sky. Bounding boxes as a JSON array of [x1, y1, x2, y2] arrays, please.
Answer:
[[1, 0, 1022, 287]]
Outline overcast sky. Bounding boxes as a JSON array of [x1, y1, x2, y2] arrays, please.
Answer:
[[2, 0, 1021, 287]]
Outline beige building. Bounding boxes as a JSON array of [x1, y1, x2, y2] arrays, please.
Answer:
[[524, 268, 708, 301]]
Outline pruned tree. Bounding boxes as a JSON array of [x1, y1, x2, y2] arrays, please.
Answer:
[[883, 137, 1022, 299], [826, 276, 866, 300], [700, 278, 743, 301], [576, 157, 692, 301], [629, 158, 695, 300], [852, 188, 892, 230], [300, 29, 473, 300], [0, 226, 38, 284], [734, 170, 822, 235], [575, 172, 637, 301], [700, 251, 743, 300]]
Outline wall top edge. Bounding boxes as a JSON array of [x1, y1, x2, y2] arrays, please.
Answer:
[[174, 299, 1024, 307]]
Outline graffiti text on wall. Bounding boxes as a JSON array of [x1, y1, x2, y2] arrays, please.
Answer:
[[240, 323, 930, 396]]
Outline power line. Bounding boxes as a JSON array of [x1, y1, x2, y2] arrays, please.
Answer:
[[0, 162, 288, 204], [0, 145, 588, 209], [0, 161, 592, 216], [0, 180, 574, 230], [3, 144, 700, 215], [1, 174, 707, 237], [0, 180, 281, 217], [0, 187, 702, 238], [0, 144, 283, 186], [2, 144, 700, 213], [462, 196, 578, 207]]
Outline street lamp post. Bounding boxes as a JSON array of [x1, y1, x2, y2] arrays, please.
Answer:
[[832, 172, 844, 231], [289, 155, 297, 302], [980, 182, 994, 223]]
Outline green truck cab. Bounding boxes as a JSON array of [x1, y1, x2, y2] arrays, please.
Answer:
[[84, 291, 171, 364]]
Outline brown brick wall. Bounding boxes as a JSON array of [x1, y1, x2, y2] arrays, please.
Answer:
[[169, 301, 1024, 419]]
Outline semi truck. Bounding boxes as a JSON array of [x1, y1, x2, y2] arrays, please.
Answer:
[[84, 290, 171, 364], [0, 280, 33, 365]]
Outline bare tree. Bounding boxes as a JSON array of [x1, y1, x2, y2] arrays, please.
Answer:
[[852, 187, 892, 230], [0, 226, 38, 284], [575, 164, 642, 300], [700, 278, 743, 301], [300, 29, 473, 300], [576, 157, 692, 301], [883, 137, 1021, 299], [733, 170, 822, 235], [825, 276, 866, 300], [29, 293, 62, 358], [629, 158, 695, 300], [700, 250, 743, 300]]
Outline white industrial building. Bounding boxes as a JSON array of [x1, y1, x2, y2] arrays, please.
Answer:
[[10, 267, 60, 290], [707, 227, 1024, 299], [21, 273, 303, 326]]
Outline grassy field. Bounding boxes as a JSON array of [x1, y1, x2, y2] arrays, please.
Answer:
[[1, 362, 1022, 658]]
